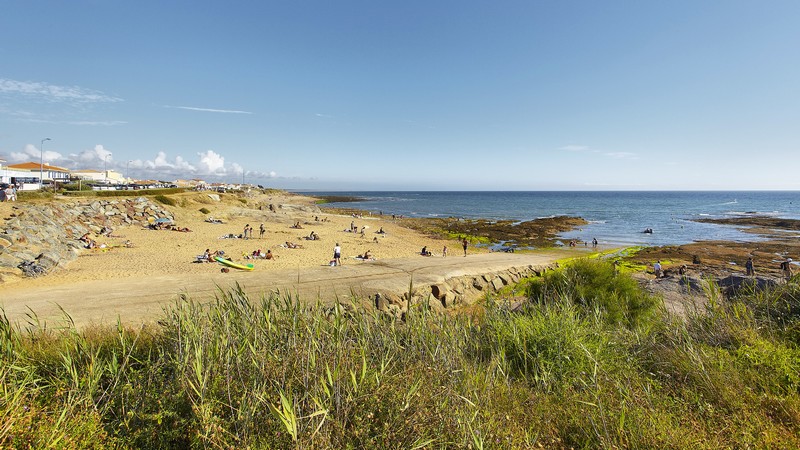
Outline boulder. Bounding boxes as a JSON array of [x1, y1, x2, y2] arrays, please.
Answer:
[[491, 277, 504, 291]]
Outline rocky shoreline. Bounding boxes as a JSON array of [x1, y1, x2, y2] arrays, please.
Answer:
[[0, 198, 173, 282]]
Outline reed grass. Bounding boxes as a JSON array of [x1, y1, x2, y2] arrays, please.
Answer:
[[1, 261, 798, 448]]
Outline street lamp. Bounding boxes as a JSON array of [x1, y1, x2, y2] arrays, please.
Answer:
[[40, 138, 51, 190], [126, 160, 132, 182], [104, 154, 110, 182]]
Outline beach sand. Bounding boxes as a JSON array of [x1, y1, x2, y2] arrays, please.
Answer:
[[1, 190, 471, 292]]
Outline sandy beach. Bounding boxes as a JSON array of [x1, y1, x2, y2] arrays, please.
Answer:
[[4, 190, 580, 326], [2, 191, 463, 288]]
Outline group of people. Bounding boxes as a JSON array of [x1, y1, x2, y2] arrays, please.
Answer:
[[236, 223, 266, 239], [652, 256, 794, 282], [246, 249, 275, 260], [200, 248, 225, 262], [1, 184, 18, 202]]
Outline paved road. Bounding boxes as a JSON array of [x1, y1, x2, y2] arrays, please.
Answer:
[[2, 251, 569, 328]]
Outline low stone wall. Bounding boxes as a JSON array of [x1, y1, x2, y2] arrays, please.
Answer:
[[0, 198, 172, 282], [371, 264, 551, 319]]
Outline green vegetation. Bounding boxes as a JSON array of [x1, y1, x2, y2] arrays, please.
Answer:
[[62, 187, 187, 198], [153, 194, 177, 206], [2, 261, 799, 448], [16, 190, 55, 201], [198, 207, 211, 215], [61, 182, 95, 192]]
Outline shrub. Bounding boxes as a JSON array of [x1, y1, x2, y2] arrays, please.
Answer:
[[524, 258, 660, 329], [61, 182, 94, 191], [199, 207, 210, 214], [154, 194, 176, 206]]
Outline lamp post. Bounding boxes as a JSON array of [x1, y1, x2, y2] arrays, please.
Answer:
[[104, 154, 110, 183], [40, 138, 51, 189], [126, 160, 132, 183]]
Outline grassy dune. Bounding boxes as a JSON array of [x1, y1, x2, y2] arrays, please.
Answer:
[[2, 260, 799, 448]]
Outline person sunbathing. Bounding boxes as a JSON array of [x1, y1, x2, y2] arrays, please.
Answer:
[[285, 241, 304, 249]]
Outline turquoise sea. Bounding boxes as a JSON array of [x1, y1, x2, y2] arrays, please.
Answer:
[[306, 191, 800, 247]]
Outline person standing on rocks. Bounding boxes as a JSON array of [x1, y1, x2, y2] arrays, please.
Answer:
[[781, 258, 793, 282], [333, 243, 342, 266], [745, 257, 755, 276], [653, 260, 662, 278], [462, 238, 468, 257]]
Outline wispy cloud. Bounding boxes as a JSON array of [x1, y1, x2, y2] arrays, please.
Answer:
[[315, 113, 333, 118], [560, 145, 589, 152], [604, 152, 638, 160], [66, 120, 128, 126], [13, 118, 127, 126], [0, 79, 122, 103], [173, 106, 253, 114]]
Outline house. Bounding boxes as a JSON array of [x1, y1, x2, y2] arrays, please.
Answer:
[[6, 161, 71, 189], [72, 169, 125, 184]]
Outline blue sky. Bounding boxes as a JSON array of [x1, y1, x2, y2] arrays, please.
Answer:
[[1, 1, 799, 190]]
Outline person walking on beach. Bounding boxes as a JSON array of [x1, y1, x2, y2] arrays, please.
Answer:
[[442, 245, 447, 258], [462, 238, 468, 257], [259, 223, 265, 239], [333, 243, 342, 266], [243, 224, 250, 239], [745, 257, 755, 276], [653, 260, 662, 278]]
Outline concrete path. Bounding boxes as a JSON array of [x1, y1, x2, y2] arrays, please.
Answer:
[[2, 251, 570, 328]]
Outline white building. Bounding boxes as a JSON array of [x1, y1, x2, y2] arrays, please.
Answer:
[[72, 169, 125, 184], [5, 161, 71, 189]]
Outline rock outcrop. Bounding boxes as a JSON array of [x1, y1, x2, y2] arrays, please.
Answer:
[[0, 198, 172, 283], [370, 264, 550, 320]]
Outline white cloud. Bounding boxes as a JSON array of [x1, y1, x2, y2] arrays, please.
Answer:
[[6, 143, 276, 182], [0, 79, 122, 103], [9, 144, 63, 163], [560, 145, 589, 152], [247, 170, 278, 179], [197, 150, 226, 173], [76, 144, 113, 164], [173, 106, 253, 114]]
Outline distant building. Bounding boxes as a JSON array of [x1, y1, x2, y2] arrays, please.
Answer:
[[6, 161, 70, 188], [72, 169, 125, 184]]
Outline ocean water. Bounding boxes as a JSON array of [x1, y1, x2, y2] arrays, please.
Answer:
[[306, 191, 800, 247]]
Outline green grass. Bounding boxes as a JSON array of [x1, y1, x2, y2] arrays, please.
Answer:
[[61, 187, 187, 198], [153, 194, 177, 206], [1, 261, 799, 448]]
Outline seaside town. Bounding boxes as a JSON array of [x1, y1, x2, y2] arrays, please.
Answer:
[[0, 158, 239, 197]]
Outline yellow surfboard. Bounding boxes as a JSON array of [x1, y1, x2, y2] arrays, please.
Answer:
[[215, 256, 255, 271]]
